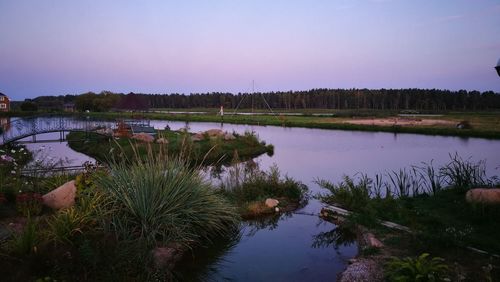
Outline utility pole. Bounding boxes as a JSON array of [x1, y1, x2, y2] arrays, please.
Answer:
[[251, 80, 255, 113]]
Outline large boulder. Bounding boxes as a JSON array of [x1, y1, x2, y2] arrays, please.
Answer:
[[191, 133, 205, 142], [224, 133, 236, 140], [131, 133, 154, 143], [205, 129, 224, 137], [42, 180, 76, 209], [466, 188, 500, 204]]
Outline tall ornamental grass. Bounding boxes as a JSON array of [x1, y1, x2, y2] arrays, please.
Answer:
[[95, 156, 239, 248]]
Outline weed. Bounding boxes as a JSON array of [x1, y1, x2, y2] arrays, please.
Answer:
[[385, 253, 449, 281]]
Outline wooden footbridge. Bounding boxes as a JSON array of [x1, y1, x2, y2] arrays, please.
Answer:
[[0, 116, 116, 146]]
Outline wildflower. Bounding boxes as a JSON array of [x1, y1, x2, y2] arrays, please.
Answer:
[[11, 170, 16, 174], [11, 149, 16, 153]]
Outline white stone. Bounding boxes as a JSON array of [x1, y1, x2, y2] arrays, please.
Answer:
[[265, 198, 279, 208]]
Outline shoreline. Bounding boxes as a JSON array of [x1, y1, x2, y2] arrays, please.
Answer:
[[1, 111, 500, 140]]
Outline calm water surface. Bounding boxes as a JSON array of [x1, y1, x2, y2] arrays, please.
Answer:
[[7, 118, 500, 281]]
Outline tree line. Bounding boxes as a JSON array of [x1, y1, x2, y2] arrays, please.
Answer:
[[19, 88, 500, 112]]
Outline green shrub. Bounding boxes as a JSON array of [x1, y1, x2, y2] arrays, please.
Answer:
[[95, 157, 239, 248], [385, 253, 449, 282]]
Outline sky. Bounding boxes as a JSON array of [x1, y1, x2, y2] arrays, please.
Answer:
[[0, 0, 499, 100]]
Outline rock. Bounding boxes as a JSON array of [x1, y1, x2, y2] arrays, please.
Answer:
[[156, 137, 169, 144], [224, 133, 236, 140], [191, 133, 205, 141], [152, 245, 183, 270], [42, 180, 76, 209], [364, 233, 384, 248], [265, 198, 279, 208], [466, 188, 500, 204], [205, 129, 224, 137], [131, 133, 154, 143]]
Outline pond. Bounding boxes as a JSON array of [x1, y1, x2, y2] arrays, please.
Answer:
[[4, 117, 500, 281]]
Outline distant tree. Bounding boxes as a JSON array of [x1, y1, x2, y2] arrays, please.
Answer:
[[20, 101, 38, 111]]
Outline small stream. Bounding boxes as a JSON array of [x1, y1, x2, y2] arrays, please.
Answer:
[[5, 117, 500, 281]]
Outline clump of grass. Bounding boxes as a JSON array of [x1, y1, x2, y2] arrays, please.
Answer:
[[440, 153, 487, 190], [221, 161, 308, 215], [316, 174, 371, 211], [95, 155, 239, 248], [9, 216, 40, 256]]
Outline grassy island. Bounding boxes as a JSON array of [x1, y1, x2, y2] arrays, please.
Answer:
[[66, 129, 274, 166]]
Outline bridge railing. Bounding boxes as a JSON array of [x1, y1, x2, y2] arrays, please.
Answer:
[[0, 116, 117, 145]]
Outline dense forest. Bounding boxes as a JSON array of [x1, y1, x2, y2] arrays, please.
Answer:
[[18, 88, 500, 112]]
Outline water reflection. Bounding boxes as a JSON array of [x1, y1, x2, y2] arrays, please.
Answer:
[[174, 214, 356, 282], [0, 117, 10, 131], [311, 224, 357, 250]]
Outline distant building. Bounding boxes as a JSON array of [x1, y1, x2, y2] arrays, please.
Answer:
[[0, 93, 10, 112], [64, 102, 76, 112]]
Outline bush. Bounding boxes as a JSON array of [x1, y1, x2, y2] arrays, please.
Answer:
[[385, 253, 449, 281], [95, 156, 239, 248]]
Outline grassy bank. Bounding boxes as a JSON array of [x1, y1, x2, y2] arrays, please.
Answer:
[[66, 130, 274, 166], [2, 109, 500, 139], [317, 155, 500, 280], [83, 110, 500, 139]]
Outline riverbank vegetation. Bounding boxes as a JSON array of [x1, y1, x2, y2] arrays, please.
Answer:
[[66, 129, 274, 165], [219, 160, 308, 218], [317, 155, 500, 280], [0, 139, 309, 280]]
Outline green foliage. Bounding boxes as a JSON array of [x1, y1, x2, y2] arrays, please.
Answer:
[[9, 216, 40, 256], [45, 192, 103, 245], [385, 253, 449, 282], [222, 162, 308, 207], [95, 156, 239, 248], [40, 173, 75, 194], [440, 153, 487, 190], [316, 175, 371, 211], [20, 101, 38, 112]]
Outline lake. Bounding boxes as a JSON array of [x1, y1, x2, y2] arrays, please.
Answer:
[[6, 117, 500, 281]]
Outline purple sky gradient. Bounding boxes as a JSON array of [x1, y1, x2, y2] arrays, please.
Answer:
[[1, 0, 499, 100]]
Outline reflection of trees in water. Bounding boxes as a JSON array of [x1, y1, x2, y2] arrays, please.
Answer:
[[243, 213, 292, 237], [172, 227, 242, 281], [311, 224, 357, 250]]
